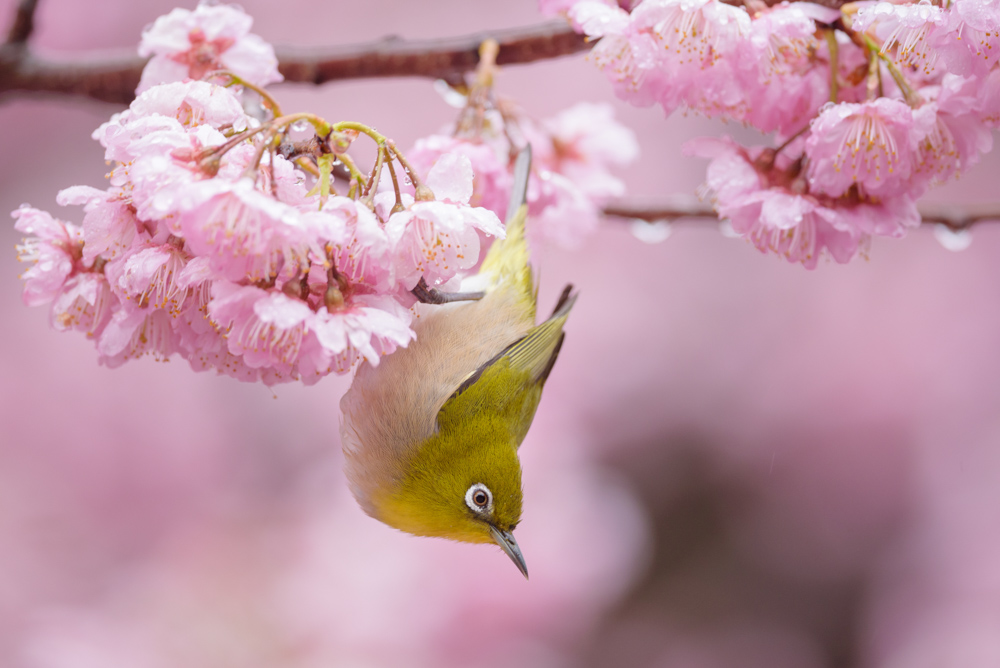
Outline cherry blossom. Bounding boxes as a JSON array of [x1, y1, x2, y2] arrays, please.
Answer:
[[13, 207, 83, 307], [403, 102, 637, 249], [688, 137, 920, 268], [57, 186, 137, 263], [137, 3, 282, 93], [854, 1, 946, 77], [13, 5, 514, 385], [49, 272, 114, 337], [384, 154, 504, 291], [805, 98, 918, 200]]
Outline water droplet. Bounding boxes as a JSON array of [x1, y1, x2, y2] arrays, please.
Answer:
[[433, 79, 468, 108], [718, 219, 740, 238], [291, 121, 310, 133], [933, 223, 972, 251], [403, 177, 412, 186], [631, 219, 672, 244]]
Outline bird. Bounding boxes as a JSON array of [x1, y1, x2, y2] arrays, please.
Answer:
[[339, 146, 576, 579]]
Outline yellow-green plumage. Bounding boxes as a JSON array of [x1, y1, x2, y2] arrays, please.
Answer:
[[339, 147, 575, 575]]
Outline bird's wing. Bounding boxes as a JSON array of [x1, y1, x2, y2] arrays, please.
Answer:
[[435, 285, 577, 441]]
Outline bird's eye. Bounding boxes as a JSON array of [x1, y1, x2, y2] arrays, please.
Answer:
[[465, 483, 493, 513]]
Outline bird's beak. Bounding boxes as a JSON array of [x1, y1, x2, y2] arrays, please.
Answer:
[[489, 525, 528, 579]]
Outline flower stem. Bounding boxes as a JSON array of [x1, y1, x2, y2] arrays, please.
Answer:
[[338, 153, 367, 186], [317, 153, 335, 204], [331, 121, 387, 145], [862, 34, 919, 106], [212, 70, 284, 117], [362, 145, 386, 200], [823, 29, 839, 103], [384, 147, 404, 211], [388, 140, 425, 189], [866, 45, 882, 100]]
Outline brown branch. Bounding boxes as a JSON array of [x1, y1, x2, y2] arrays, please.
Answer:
[[276, 21, 589, 86], [0, 50, 147, 105], [5, 0, 39, 45], [604, 199, 1000, 232], [0, 21, 589, 106]]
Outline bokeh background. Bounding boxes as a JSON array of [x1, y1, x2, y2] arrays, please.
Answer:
[[3, 1, 1000, 666]]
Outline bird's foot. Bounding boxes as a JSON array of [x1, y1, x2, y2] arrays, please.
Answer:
[[411, 277, 484, 304]]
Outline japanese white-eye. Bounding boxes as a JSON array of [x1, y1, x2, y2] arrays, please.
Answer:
[[339, 146, 576, 578]]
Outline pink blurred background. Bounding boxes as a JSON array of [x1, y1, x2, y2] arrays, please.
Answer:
[[3, 0, 1000, 666]]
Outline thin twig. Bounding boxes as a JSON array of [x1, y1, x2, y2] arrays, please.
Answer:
[[4, 0, 39, 45], [604, 199, 1000, 232]]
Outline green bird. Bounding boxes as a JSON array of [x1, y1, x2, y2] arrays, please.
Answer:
[[339, 147, 576, 578]]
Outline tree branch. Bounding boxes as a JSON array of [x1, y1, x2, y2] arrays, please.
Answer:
[[276, 21, 590, 86], [4, 0, 39, 45], [604, 200, 1000, 232], [0, 21, 589, 106]]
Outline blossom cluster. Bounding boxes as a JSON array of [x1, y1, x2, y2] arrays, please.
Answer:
[[546, 0, 1000, 267], [13, 4, 512, 385], [402, 100, 639, 249]]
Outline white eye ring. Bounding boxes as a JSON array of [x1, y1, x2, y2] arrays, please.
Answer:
[[465, 483, 493, 514]]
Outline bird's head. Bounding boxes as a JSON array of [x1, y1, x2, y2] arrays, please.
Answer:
[[373, 429, 528, 578]]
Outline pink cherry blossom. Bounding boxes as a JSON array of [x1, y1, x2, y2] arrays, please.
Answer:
[[405, 134, 512, 216], [13, 207, 83, 307], [207, 282, 415, 384], [316, 197, 394, 292], [404, 102, 638, 250], [688, 137, 921, 268], [97, 305, 178, 368], [127, 124, 234, 224], [805, 98, 918, 199], [690, 138, 856, 268], [537, 102, 639, 200], [528, 170, 602, 248], [975, 69, 1000, 126], [300, 294, 415, 381], [938, 0, 1000, 75], [137, 4, 282, 93], [912, 74, 994, 186], [92, 112, 190, 167], [104, 243, 190, 316], [57, 186, 138, 263], [49, 272, 114, 338], [385, 154, 504, 290], [571, 1, 669, 109], [637, 0, 753, 117], [742, 3, 836, 136], [129, 80, 249, 132], [175, 177, 317, 284], [854, 1, 946, 77], [208, 282, 312, 378]]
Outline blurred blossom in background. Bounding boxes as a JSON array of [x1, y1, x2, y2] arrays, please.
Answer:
[[3, 1, 1000, 667]]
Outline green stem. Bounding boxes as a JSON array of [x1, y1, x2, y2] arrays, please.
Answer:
[[214, 70, 284, 118], [317, 153, 334, 204], [338, 153, 367, 186], [862, 34, 919, 106], [331, 121, 387, 145]]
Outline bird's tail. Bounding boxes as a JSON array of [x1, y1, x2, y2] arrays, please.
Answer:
[[478, 145, 535, 318]]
